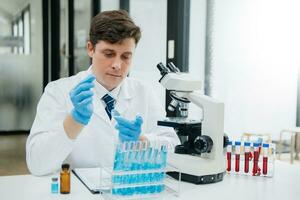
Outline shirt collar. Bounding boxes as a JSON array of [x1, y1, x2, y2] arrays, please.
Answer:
[[94, 80, 121, 100], [88, 66, 121, 99], [88, 65, 131, 100]]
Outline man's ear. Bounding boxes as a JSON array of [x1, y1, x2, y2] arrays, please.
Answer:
[[87, 41, 94, 58]]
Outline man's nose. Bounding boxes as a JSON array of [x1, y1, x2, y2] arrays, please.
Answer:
[[112, 58, 122, 70]]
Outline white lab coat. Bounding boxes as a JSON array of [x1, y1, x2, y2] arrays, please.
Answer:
[[26, 69, 179, 176]]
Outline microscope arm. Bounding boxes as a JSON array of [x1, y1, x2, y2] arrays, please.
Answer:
[[176, 91, 225, 158], [186, 92, 223, 109], [174, 91, 223, 110]]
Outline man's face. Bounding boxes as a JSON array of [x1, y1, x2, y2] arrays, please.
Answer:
[[87, 38, 136, 91]]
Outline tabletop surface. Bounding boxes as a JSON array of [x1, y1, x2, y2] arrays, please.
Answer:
[[0, 160, 299, 200]]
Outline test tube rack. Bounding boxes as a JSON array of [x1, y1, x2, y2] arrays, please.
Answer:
[[226, 141, 276, 177], [99, 141, 181, 200]]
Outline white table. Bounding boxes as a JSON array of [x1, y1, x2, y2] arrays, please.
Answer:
[[1, 161, 299, 200]]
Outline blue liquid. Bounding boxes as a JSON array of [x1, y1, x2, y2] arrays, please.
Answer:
[[156, 184, 165, 193], [112, 142, 168, 196], [112, 188, 118, 195], [149, 185, 156, 193], [51, 183, 58, 194]]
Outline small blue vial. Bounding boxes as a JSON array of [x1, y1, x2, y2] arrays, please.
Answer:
[[51, 177, 59, 194]]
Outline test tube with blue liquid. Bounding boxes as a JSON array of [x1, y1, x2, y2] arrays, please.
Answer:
[[111, 140, 168, 196]]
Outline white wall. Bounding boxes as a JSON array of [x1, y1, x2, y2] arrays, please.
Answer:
[[101, 0, 119, 11], [210, 0, 300, 140], [188, 0, 207, 119], [129, 0, 167, 108]]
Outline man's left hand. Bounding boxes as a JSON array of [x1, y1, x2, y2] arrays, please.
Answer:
[[113, 114, 143, 142]]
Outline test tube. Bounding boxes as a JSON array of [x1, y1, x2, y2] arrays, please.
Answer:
[[252, 142, 260, 175], [262, 143, 269, 175], [235, 141, 241, 172], [226, 141, 232, 172], [244, 142, 251, 174], [113, 147, 124, 171]]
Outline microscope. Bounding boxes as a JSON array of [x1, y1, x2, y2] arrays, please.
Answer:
[[157, 62, 227, 184]]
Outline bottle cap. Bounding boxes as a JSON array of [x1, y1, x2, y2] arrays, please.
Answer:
[[244, 142, 251, 146], [52, 177, 58, 182], [62, 163, 70, 170], [253, 142, 260, 147], [263, 143, 270, 148]]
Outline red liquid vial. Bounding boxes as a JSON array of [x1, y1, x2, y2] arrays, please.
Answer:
[[244, 152, 250, 173], [263, 157, 268, 175], [262, 143, 269, 175], [226, 141, 232, 172], [235, 141, 241, 173], [252, 143, 260, 175], [235, 154, 240, 172], [244, 142, 251, 173], [227, 152, 232, 171]]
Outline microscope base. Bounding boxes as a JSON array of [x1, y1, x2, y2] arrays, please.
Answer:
[[166, 171, 225, 184]]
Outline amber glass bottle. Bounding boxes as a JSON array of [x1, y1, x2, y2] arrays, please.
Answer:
[[60, 164, 70, 194]]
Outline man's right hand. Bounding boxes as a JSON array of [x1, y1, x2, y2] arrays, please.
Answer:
[[70, 74, 95, 125]]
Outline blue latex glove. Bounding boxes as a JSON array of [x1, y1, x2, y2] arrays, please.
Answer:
[[112, 110, 143, 142], [70, 74, 95, 125]]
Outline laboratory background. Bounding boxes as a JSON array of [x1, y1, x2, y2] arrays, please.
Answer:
[[0, 0, 300, 199]]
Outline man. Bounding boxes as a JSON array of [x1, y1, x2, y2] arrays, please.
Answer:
[[26, 10, 179, 176]]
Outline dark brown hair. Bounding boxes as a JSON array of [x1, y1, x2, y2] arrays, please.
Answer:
[[89, 10, 141, 46]]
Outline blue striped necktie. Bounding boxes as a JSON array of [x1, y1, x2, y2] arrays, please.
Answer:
[[102, 94, 115, 120]]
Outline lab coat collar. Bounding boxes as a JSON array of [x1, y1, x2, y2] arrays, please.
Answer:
[[115, 79, 132, 116], [118, 78, 132, 100]]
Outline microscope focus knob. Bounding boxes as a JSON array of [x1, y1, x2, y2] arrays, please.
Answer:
[[194, 135, 213, 154]]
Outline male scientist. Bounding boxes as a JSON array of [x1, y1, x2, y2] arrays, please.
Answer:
[[26, 10, 179, 176]]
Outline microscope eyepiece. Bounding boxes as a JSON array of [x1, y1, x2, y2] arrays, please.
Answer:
[[167, 62, 180, 73], [157, 62, 170, 77]]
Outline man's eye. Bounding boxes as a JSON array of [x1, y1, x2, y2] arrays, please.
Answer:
[[105, 53, 114, 57], [122, 55, 131, 60]]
